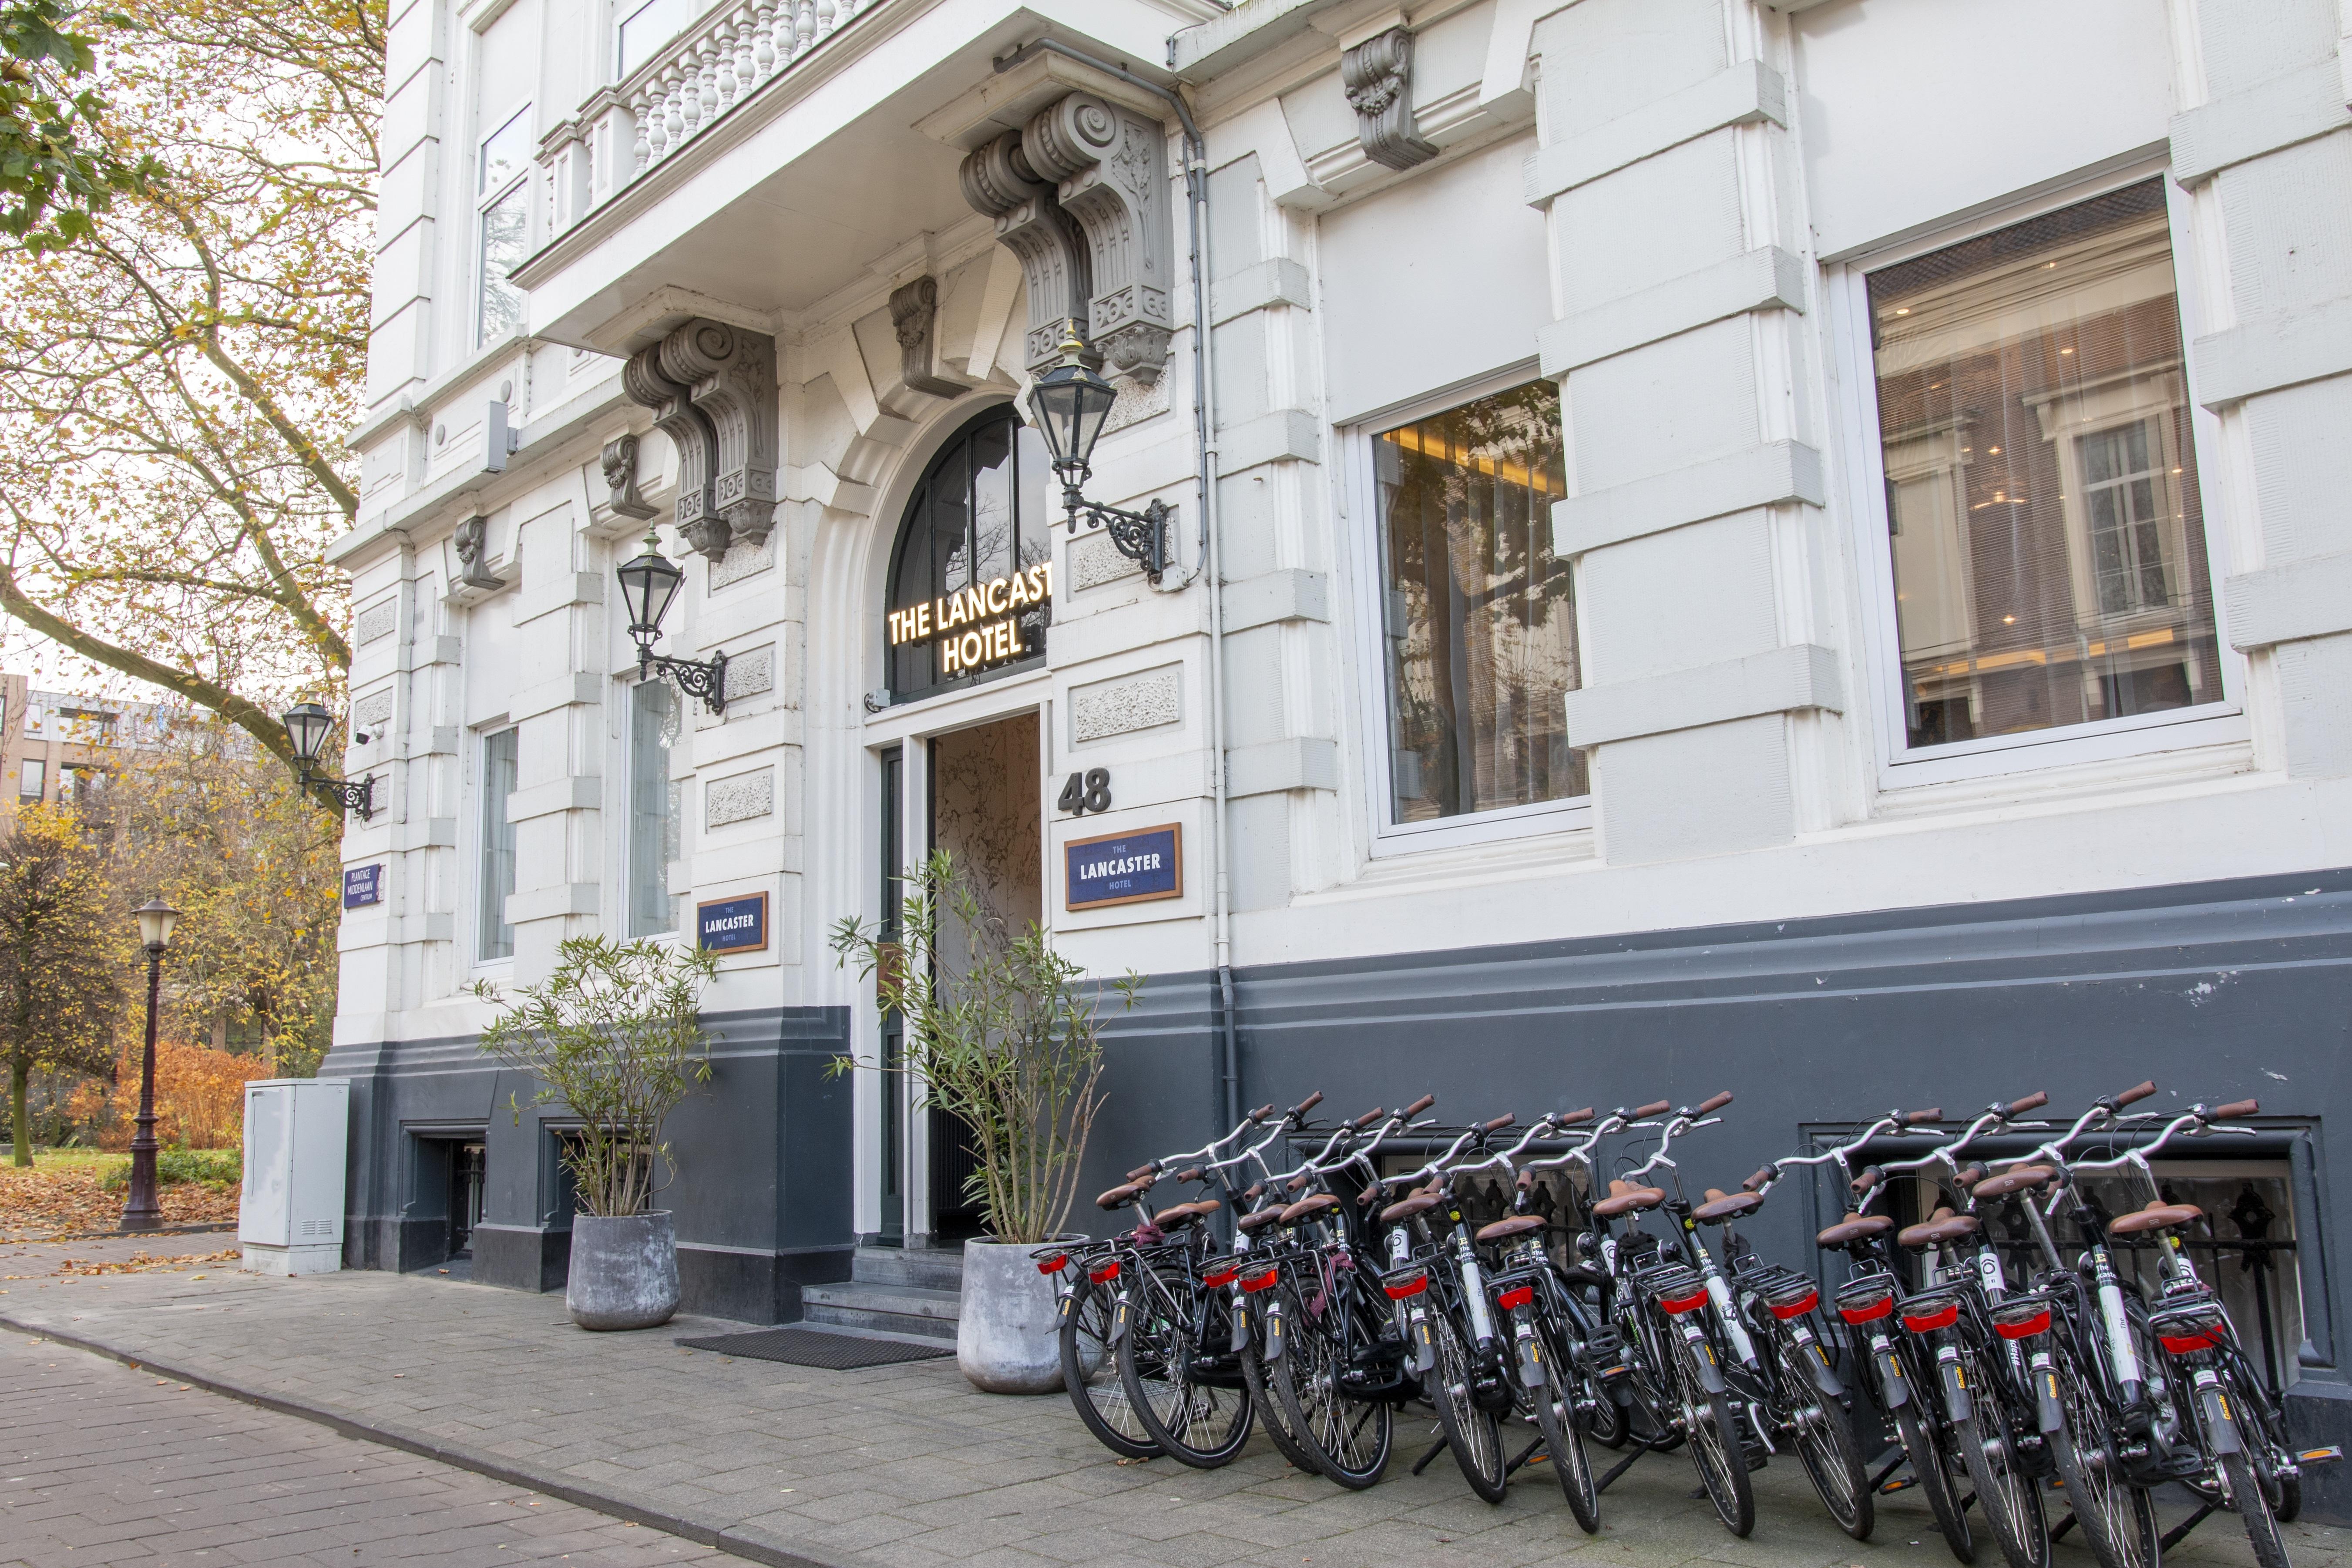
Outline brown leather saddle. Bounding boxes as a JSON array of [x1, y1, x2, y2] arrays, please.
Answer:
[[1898, 1205, 1982, 1248], [1971, 1164, 2056, 1200], [1591, 1179, 1666, 1219], [1152, 1199, 1221, 1229], [1381, 1187, 1443, 1225], [1234, 1207, 1288, 1233], [2108, 1201, 2201, 1236], [1816, 1212, 1895, 1246], [1280, 1192, 1340, 1224], [1693, 1187, 1762, 1224], [1475, 1214, 1546, 1244]]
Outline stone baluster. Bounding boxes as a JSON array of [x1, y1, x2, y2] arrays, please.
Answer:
[[732, 4, 756, 95], [795, 0, 814, 53], [716, 13, 741, 107], [697, 37, 720, 128], [753, 0, 776, 79], [629, 84, 653, 173], [815, 0, 835, 38], [662, 62, 688, 153]]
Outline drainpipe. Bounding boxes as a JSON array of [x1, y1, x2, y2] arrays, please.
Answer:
[[990, 40, 1238, 1135]]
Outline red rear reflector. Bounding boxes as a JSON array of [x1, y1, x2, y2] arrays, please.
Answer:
[[1768, 1290, 1820, 1320], [2160, 1329, 2223, 1354], [1994, 1308, 2051, 1341], [1037, 1254, 1068, 1275], [1088, 1262, 1120, 1284], [1902, 1302, 1961, 1333], [1240, 1268, 1279, 1293], [1660, 1287, 1709, 1315], [1384, 1271, 1430, 1300], [1202, 1267, 1240, 1288], [1839, 1295, 1894, 1324], [1498, 1285, 1534, 1311]]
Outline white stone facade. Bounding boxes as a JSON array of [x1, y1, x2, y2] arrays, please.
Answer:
[[338, 0, 2352, 1256]]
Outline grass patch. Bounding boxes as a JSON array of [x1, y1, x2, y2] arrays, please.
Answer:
[[99, 1148, 241, 1191]]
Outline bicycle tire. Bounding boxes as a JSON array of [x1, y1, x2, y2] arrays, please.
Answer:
[[1952, 1373, 2049, 1568], [1239, 1287, 1325, 1477], [1059, 1276, 1158, 1460], [1669, 1327, 1754, 1537], [1116, 1262, 1253, 1469], [1770, 1323, 1872, 1541], [1894, 1395, 1976, 1564], [1270, 1283, 1393, 1488], [1531, 1315, 1600, 1533], [2227, 1358, 2302, 1524], [1427, 1306, 1509, 1503], [2048, 1350, 2158, 1568], [2223, 1447, 2293, 1568]]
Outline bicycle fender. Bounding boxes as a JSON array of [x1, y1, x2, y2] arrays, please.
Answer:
[[1110, 1294, 1131, 1345], [1410, 1306, 1436, 1375], [1264, 1299, 1285, 1363], [1939, 1348, 1973, 1426], [1684, 1323, 1727, 1396], [2200, 1378, 2244, 1455], [1230, 1302, 1248, 1354], [1873, 1335, 1911, 1410], [2033, 1358, 2064, 1434], [1792, 1326, 1843, 1397], [1513, 1317, 1547, 1391]]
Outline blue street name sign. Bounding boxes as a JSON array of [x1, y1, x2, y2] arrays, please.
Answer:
[[1064, 824, 1183, 911], [342, 864, 383, 909], [698, 892, 768, 954]]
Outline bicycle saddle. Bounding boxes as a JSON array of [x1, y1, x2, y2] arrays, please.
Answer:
[[1816, 1211, 1895, 1246], [1234, 1207, 1288, 1233], [1280, 1192, 1340, 1223], [1153, 1199, 1221, 1228], [1474, 1214, 1545, 1243], [1095, 1182, 1144, 1210], [2107, 1200, 2202, 1235], [1380, 1187, 1443, 1224], [1897, 1205, 1982, 1248], [1971, 1164, 2056, 1200], [1693, 1187, 1763, 1224], [1591, 1179, 1666, 1219]]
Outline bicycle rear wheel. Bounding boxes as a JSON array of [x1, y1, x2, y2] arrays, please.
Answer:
[[1060, 1276, 1157, 1459], [1427, 1306, 1508, 1503], [1669, 1326, 1754, 1537], [1769, 1323, 1872, 1541], [2048, 1349, 2158, 1568], [1530, 1315, 1600, 1533], [1950, 1344, 2048, 1568], [1270, 1283, 1393, 1488], [1240, 1291, 1325, 1476], [1116, 1263, 1253, 1469], [2223, 1447, 2292, 1568], [1894, 1396, 1975, 1564]]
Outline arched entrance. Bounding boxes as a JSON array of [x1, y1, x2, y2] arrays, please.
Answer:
[[870, 403, 1057, 1244]]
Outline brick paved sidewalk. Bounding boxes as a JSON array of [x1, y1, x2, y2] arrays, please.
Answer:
[[1, 1254, 2339, 1568], [1, 1335, 720, 1566]]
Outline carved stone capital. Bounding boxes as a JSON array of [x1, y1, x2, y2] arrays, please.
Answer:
[[600, 433, 659, 520], [452, 514, 506, 591], [621, 317, 778, 560], [960, 128, 1094, 376], [1023, 93, 1175, 386], [1342, 27, 1437, 171], [888, 276, 967, 400]]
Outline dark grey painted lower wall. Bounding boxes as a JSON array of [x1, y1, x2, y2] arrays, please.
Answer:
[[323, 1004, 853, 1324]]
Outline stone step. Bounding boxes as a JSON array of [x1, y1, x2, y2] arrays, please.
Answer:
[[801, 1282, 960, 1342], [851, 1245, 965, 1293]]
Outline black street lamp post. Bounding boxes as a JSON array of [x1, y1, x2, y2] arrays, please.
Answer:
[[615, 531, 729, 714], [1028, 331, 1172, 581], [119, 897, 179, 1233], [280, 701, 376, 818]]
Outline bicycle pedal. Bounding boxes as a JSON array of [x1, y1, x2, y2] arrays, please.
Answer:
[[2300, 1446, 2345, 1466], [1743, 1447, 1770, 1473]]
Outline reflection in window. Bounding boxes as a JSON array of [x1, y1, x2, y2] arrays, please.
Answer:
[[1375, 380, 1584, 824], [17, 759, 41, 802], [1868, 180, 2219, 751], [627, 682, 675, 936], [477, 106, 532, 346], [884, 406, 1053, 702], [616, 0, 693, 77], [479, 728, 518, 960]]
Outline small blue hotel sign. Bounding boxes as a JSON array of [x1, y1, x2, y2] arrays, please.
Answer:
[[698, 892, 769, 954], [1065, 824, 1183, 912], [341, 864, 383, 909]]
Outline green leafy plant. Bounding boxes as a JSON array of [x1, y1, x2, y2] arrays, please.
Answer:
[[101, 1145, 237, 1190], [830, 849, 1140, 1245], [470, 937, 717, 1219], [0, 0, 158, 253]]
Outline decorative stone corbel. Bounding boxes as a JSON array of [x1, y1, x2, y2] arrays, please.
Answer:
[[888, 276, 967, 399], [619, 317, 778, 561], [453, 515, 507, 591], [1021, 93, 1175, 386], [958, 129, 1094, 375], [600, 433, 660, 520], [1342, 27, 1437, 171]]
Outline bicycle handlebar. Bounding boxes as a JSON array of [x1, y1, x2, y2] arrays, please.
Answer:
[[1249, 1102, 1277, 1122], [2007, 1091, 2049, 1116], [1630, 1099, 1672, 1118], [1905, 1107, 1942, 1125], [1403, 1094, 1435, 1116], [1349, 1106, 1387, 1131], [2212, 1098, 2260, 1121], [1292, 1090, 1324, 1116], [1696, 1091, 1734, 1116]]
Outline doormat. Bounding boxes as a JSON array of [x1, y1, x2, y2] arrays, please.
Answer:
[[674, 1326, 953, 1369]]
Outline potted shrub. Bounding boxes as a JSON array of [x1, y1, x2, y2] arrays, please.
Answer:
[[832, 850, 1139, 1392], [474, 936, 716, 1330]]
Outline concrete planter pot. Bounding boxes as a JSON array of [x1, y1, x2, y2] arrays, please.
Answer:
[[956, 1237, 1068, 1394], [566, 1211, 680, 1331]]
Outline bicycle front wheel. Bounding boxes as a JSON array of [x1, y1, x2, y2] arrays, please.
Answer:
[[1427, 1307, 1508, 1503], [1116, 1265, 1253, 1469], [1060, 1276, 1157, 1459], [1240, 1284, 1325, 1477], [1893, 1394, 1975, 1564], [1669, 1326, 1754, 1537], [2223, 1447, 2292, 1568]]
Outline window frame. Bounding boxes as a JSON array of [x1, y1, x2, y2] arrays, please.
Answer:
[[1828, 164, 2247, 791], [1342, 363, 1594, 859], [475, 725, 519, 965], [474, 100, 533, 349], [623, 680, 677, 938]]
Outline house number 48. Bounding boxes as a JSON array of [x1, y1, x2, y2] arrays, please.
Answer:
[[1057, 769, 1112, 815]]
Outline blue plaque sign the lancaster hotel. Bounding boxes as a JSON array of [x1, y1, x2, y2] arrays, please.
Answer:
[[698, 892, 768, 954], [1064, 824, 1183, 911]]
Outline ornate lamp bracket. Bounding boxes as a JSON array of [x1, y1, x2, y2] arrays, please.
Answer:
[[1062, 482, 1171, 583], [641, 646, 729, 716], [302, 769, 377, 819]]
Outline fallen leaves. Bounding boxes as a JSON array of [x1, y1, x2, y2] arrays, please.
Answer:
[[54, 1248, 238, 1276], [0, 1154, 238, 1240]]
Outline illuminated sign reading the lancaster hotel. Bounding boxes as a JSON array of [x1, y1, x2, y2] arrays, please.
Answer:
[[888, 563, 1053, 675]]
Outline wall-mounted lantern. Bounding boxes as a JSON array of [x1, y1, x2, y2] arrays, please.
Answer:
[[1028, 332, 1170, 582], [281, 702, 375, 818], [615, 530, 728, 715]]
